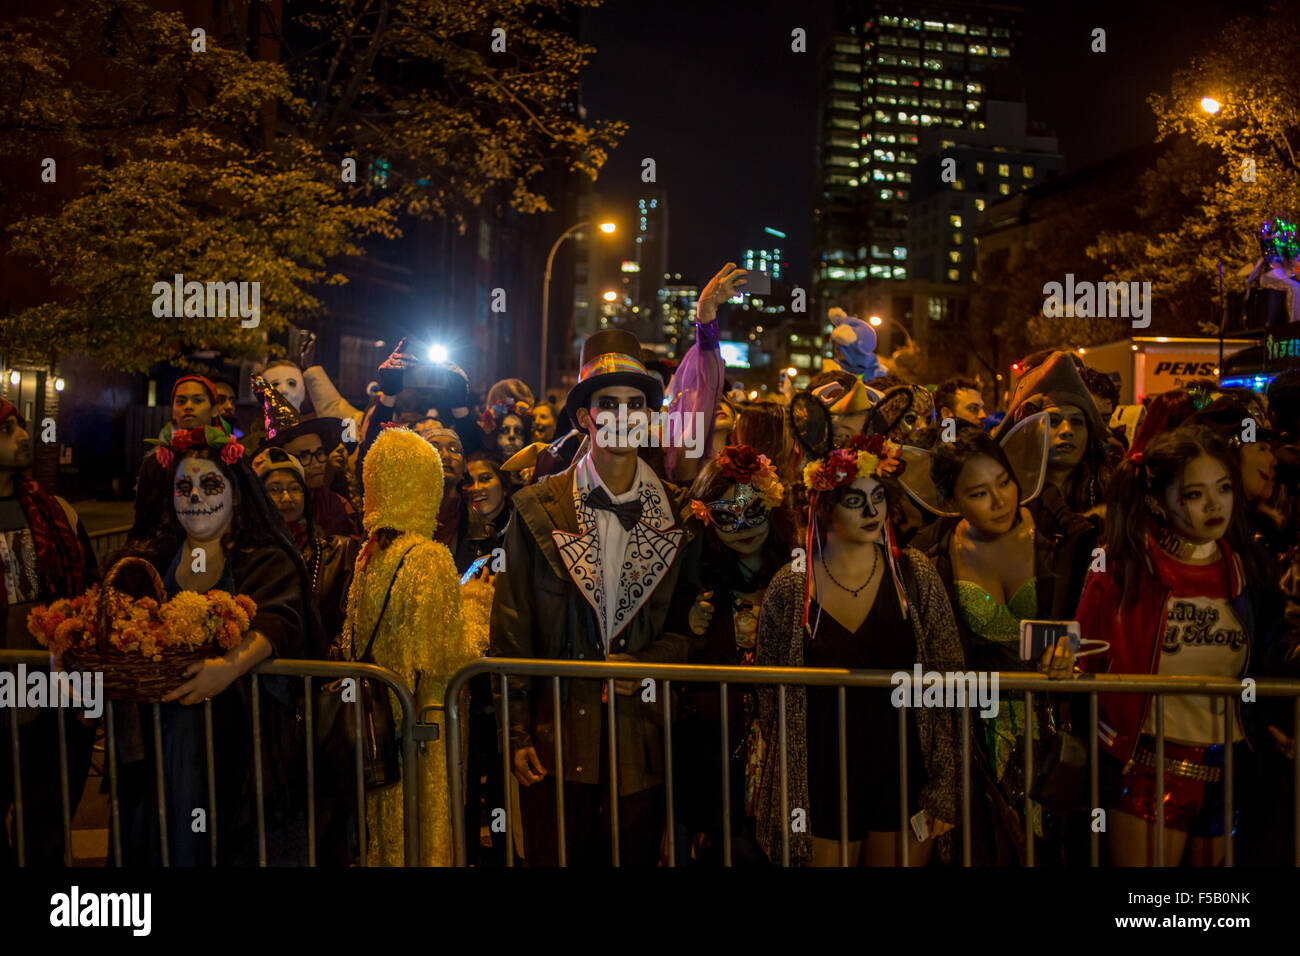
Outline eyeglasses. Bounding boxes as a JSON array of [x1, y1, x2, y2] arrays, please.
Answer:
[[265, 486, 304, 500], [291, 448, 330, 463]]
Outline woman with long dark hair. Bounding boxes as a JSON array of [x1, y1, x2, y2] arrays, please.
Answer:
[[1077, 425, 1279, 866], [672, 445, 794, 864], [753, 408, 963, 867], [905, 417, 1086, 863], [114, 427, 316, 865]]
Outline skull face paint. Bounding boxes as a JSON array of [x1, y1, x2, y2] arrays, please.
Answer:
[[174, 457, 233, 541]]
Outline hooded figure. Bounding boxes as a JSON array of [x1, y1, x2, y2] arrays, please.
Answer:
[[342, 427, 480, 866]]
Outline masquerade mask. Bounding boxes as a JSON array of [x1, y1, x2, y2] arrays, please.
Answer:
[[174, 458, 233, 541], [705, 485, 770, 532]]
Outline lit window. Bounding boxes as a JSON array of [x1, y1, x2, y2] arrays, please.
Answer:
[[947, 22, 967, 34], [999, 182, 1010, 195], [975, 199, 986, 211], [1022, 165, 1034, 178], [880, 15, 899, 26], [969, 44, 989, 56], [992, 45, 1011, 58], [954, 178, 964, 190], [949, 215, 962, 227], [965, 101, 980, 111], [948, 268, 960, 281], [923, 58, 942, 70], [880, 189, 892, 201], [966, 81, 983, 93], [947, 42, 965, 53], [953, 232, 962, 244], [892, 266, 907, 279], [969, 25, 988, 37], [997, 163, 1010, 177], [976, 162, 985, 174], [925, 20, 945, 31], [949, 250, 962, 263], [893, 246, 907, 259], [924, 39, 944, 51]]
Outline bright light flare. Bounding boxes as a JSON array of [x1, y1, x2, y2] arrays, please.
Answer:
[[599, 222, 616, 234], [427, 344, 449, 363], [1200, 97, 1221, 115], [868, 315, 883, 327], [603, 291, 618, 302]]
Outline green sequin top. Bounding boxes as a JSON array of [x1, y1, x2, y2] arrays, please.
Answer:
[[955, 578, 1045, 835]]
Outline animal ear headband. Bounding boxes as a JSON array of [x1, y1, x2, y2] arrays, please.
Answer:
[[896, 411, 1052, 517]]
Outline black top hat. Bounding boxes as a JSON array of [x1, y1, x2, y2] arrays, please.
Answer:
[[565, 329, 664, 423]]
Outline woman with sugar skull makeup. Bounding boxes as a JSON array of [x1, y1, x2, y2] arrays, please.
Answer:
[[111, 426, 320, 866], [751, 400, 962, 867]]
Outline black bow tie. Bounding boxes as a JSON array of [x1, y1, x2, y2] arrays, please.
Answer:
[[585, 485, 643, 530]]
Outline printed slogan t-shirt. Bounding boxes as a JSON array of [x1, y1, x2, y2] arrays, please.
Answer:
[[0, 495, 39, 648], [1141, 548, 1248, 746]]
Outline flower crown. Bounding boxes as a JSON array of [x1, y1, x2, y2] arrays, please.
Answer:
[[802, 433, 905, 492], [689, 446, 785, 522], [479, 399, 533, 434], [146, 423, 244, 468]]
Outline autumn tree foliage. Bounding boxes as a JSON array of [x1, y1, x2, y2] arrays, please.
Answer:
[[1090, 0, 1300, 336], [0, 0, 622, 371]]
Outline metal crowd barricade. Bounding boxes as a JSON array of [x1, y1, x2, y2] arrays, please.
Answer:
[[445, 658, 1300, 867], [1, 651, 426, 867], [87, 525, 132, 569]]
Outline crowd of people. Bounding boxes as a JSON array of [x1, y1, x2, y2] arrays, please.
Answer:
[[4, 257, 1300, 868]]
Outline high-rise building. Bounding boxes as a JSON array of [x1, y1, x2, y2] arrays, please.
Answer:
[[633, 190, 670, 342], [744, 227, 790, 281], [813, 1, 1024, 325]]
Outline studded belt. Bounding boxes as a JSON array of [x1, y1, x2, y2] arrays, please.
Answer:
[[1131, 745, 1222, 783]]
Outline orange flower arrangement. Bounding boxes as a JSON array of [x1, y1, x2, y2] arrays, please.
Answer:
[[28, 586, 257, 662]]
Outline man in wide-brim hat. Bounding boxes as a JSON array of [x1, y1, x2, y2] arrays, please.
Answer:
[[491, 327, 699, 866]]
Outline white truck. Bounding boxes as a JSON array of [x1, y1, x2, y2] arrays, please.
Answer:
[[1064, 336, 1255, 405]]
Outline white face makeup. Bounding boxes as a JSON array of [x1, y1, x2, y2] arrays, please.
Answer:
[[266, 364, 306, 411], [174, 458, 233, 542]]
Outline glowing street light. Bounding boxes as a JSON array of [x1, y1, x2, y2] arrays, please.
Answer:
[[8, 370, 19, 386], [786, 366, 798, 377], [868, 315, 883, 327], [1201, 96, 1221, 115], [54, 377, 65, 392], [603, 290, 618, 302], [543, 219, 618, 399]]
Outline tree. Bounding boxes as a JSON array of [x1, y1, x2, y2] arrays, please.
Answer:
[[1090, 0, 1300, 335], [0, 0, 623, 371]]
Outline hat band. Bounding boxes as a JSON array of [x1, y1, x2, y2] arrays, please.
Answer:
[[578, 352, 648, 383]]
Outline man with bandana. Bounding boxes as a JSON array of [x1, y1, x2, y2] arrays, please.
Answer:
[[0, 399, 99, 865], [490, 328, 701, 866]]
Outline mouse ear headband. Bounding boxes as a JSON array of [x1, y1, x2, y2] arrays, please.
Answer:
[[896, 411, 1051, 517]]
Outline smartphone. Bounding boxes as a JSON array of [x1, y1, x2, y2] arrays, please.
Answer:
[[909, 809, 931, 843], [1019, 620, 1080, 661], [740, 270, 771, 296]]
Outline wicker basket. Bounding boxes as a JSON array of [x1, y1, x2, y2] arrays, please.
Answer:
[[63, 556, 216, 703]]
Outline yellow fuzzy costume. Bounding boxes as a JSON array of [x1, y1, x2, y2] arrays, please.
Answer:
[[343, 427, 485, 866]]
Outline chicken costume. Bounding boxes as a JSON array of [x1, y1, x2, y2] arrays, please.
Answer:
[[343, 427, 483, 866]]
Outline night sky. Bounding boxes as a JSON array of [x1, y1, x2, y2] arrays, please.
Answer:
[[580, 0, 1260, 288]]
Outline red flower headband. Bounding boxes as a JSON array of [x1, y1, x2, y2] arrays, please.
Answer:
[[146, 423, 243, 468]]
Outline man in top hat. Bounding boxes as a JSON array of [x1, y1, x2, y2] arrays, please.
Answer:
[[253, 374, 358, 539], [490, 327, 699, 866]]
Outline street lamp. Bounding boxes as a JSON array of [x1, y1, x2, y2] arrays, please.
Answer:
[[868, 314, 915, 349], [1201, 96, 1221, 115], [602, 290, 618, 302], [541, 220, 616, 401]]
